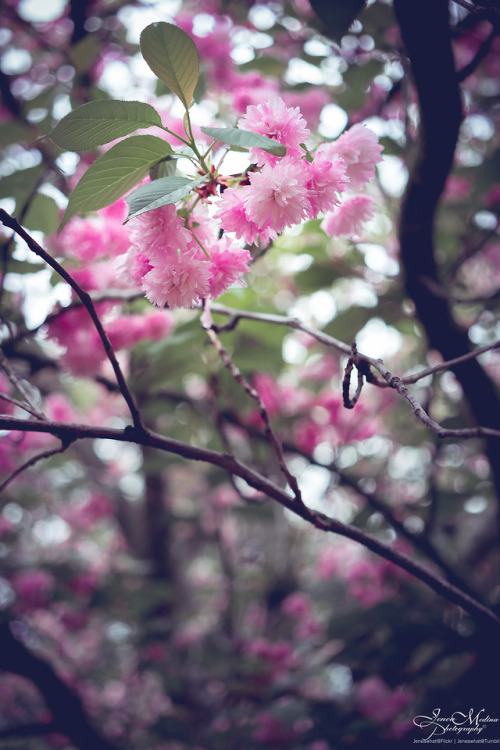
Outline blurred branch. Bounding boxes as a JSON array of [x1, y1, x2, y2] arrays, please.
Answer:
[[457, 25, 497, 80], [210, 303, 500, 438], [0, 348, 47, 421], [0, 441, 70, 494], [393, 0, 500, 497], [219, 405, 481, 599], [0, 413, 499, 630], [402, 339, 500, 384], [0, 622, 119, 750], [0, 210, 145, 432], [202, 299, 305, 509]]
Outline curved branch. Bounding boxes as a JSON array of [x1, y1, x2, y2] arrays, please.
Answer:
[[0, 622, 119, 750], [0, 414, 499, 631], [0, 441, 70, 494], [0, 210, 145, 432], [393, 0, 500, 496]]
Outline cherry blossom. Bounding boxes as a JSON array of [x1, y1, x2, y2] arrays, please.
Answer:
[[239, 96, 310, 166]]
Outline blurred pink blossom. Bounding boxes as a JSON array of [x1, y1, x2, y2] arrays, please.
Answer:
[[321, 195, 376, 238], [326, 124, 383, 190], [13, 569, 54, 608], [355, 676, 414, 725]]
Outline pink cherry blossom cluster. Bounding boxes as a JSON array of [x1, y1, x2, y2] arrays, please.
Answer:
[[123, 97, 382, 310], [124, 203, 252, 309], [217, 98, 382, 242]]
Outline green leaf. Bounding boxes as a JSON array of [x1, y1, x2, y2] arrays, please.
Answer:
[[47, 100, 163, 151], [0, 121, 32, 146], [150, 155, 178, 180], [0, 166, 44, 199], [140, 22, 199, 110], [59, 135, 174, 230], [125, 175, 205, 221], [21, 193, 60, 234], [200, 126, 286, 156], [69, 33, 101, 74]]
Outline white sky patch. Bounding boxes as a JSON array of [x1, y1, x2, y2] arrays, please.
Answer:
[[283, 334, 308, 365], [231, 45, 255, 65], [1, 49, 32, 75], [248, 5, 276, 30], [18, 0, 66, 22], [304, 39, 331, 57], [355, 317, 403, 358], [463, 114, 494, 141], [99, 60, 139, 99], [285, 58, 325, 86], [334, 278, 378, 310], [118, 2, 180, 44], [377, 155, 408, 197], [4, 268, 71, 329], [310, 289, 337, 324], [33, 516, 71, 546], [192, 13, 216, 36], [296, 464, 332, 513], [318, 104, 348, 139], [357, 243, 399, 276]]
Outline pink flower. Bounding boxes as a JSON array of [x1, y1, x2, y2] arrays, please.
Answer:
[[207, 237, 252, 299], [355, 676, 414, 725], [281, 592, 312, 619], [142, 249, 211, 309], [64, 492, 114, 530], [215, 187, 277, 245], [0, 517, 13, 538], [321, 195, 376, 238], [106, 311, 174, 349], [327, 124, 383, 189], [13, 570, 54, 608], [304, 149, 349, 218], [253, 712, 296, 745], [49, 200, 130, 262], [127, 204, 191, 260], [229, 72, 280, 114], [283, 88, 330, 130], [239, 96, 310, 166], [347, 559, 395, 606], [69, 570, 101, 596], [246, 157, 309, 233], [120, 247, 152, 287], [45, 394, 77, 423]]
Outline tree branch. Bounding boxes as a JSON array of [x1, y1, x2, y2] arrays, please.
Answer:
[[0, 413, 498, 631], [393, 0, 500, 498], [210, 303, 500, 439], [202, 299, 305, 508], [0, 622, 119, 750], [0, 441, 71, 494], [0, 210, 145, 432]]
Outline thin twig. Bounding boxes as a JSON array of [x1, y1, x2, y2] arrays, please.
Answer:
[[210, 302, 500, 438], [6, 289, 144, 347], [0, 348, 46, 421], [369, 358, 500, 439], [0, 393, 47, 420], [0, 441, 71, 494], [201, 299, 306, 509], [219, 404, 481, 600], [0, 210, 145, 431], [402, 339, 500, 384]]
